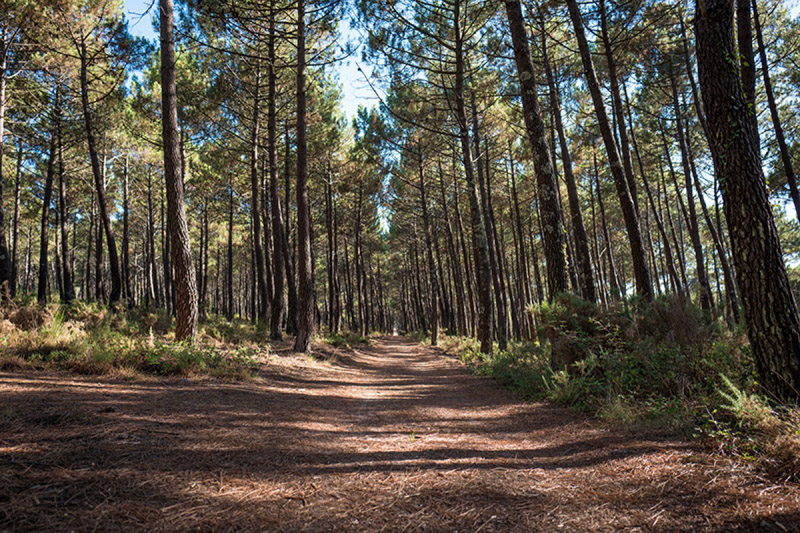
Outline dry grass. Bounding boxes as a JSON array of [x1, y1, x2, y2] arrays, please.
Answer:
[[2, 336, 800, 531]]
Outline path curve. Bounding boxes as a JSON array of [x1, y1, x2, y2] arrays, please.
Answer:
[[2, 336, 799, 531]]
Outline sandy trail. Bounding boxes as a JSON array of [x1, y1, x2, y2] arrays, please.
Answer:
[[1, 336, 799, 531]]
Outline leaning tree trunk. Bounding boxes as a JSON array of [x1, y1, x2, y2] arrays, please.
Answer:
[[670, 62, 713, 311], [294, 0, 314, 352], [566, 0, 653, 300], [80, 40, 121, 305], [696, 0, 800, 402], [454, 0, 493, 354], [160, 0, 198, 341], [539, 13, 595, 303], [751, 0, 800, 220], [504, 0, 568, 301]]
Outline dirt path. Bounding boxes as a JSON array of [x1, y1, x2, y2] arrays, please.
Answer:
[[2, 336, 799, 531]]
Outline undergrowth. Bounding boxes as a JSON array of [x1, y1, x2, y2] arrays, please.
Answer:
[[325, 330, 371, 349], [0, 302, 262, 380], [435, 293, 800, 479]]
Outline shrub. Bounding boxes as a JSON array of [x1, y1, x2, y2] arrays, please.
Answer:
[[438, 295, 795, 473]]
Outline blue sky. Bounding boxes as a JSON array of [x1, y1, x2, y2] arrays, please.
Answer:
[[122, 0, 376, 121]]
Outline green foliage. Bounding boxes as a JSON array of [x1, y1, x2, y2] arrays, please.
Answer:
[[438, 295, 800, 476], [442, 297, 754, 433], [326, 330, 370, 349], [0, 303, 260, 380]]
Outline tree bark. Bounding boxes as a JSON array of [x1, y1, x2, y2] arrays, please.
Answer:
[[268, 4, 286, 339], [737, 0, 758, 136], [249, 61, 268, 321], [57, 92, 74, 304], [505, 1, 567, 301], [599, 0, 639, 211], [294, 0, 314, 352], [80, 39, 121, 305], [696, 0, 800, 402], [455, 0, 493, 354], [227, 182, 234, 320], [752, 0, 800, 219], [419, 149, 439, 345], [670, 63, 713, 311], [11, 141, 22, 297], [540, 17, 595, 302], [566, 0, 652, 300], [122, 155, 131, 304], [0, 31, 11, 298], [160, 0, 198, 340], [38, 88, 60, 304]]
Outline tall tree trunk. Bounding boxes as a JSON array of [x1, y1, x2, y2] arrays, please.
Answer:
[[227, 183, 234, 320], [419, 149, 439, 345], [122, 155, 131, 304], [268, 4, 286, 339], [684, 108, 741, 322], [696, 0, 800, 402], [738, 0, 758, 136], [752, 0, 800, 219], [11, 141, 22, 297], [249, 61, 268, 321], [146, 173, 160, 306], [38, 88, 60, 304], [80, 39, 121, 305], [160, 0, 198, 340], [598, 0, 639, 211], [0, 31, 11, 298], [505, 1, 567, 301], [566, 0, 652, 300], [325, 171, 336, 334], [540, 17, 595, 302], [623, 84, 684, 299], [294, 0, 314, 352], [472, 95, 507, 349], [452, 155, 477, 335], [283, 123, 298, 335], [57, 93, 74, 304], [161, 190, 171, 312], [439, 159, 467, 335], [96, 157, 106, 302], [670, 63, 713, 311], [455, 0, 493, 354], [508, 147, 533, 335], [594, 155, 621, 297]]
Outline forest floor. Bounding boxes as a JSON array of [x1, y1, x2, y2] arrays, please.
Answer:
[[2, 336, 800, 532]]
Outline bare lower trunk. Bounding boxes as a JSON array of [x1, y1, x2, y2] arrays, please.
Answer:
[[696, 0, 800, 402], [38, 88, 60, 304], [80, 40, 121, 305], [160, 0, 198, 340], [294, 0, 314, 352], [566, 0, 652, 300]]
